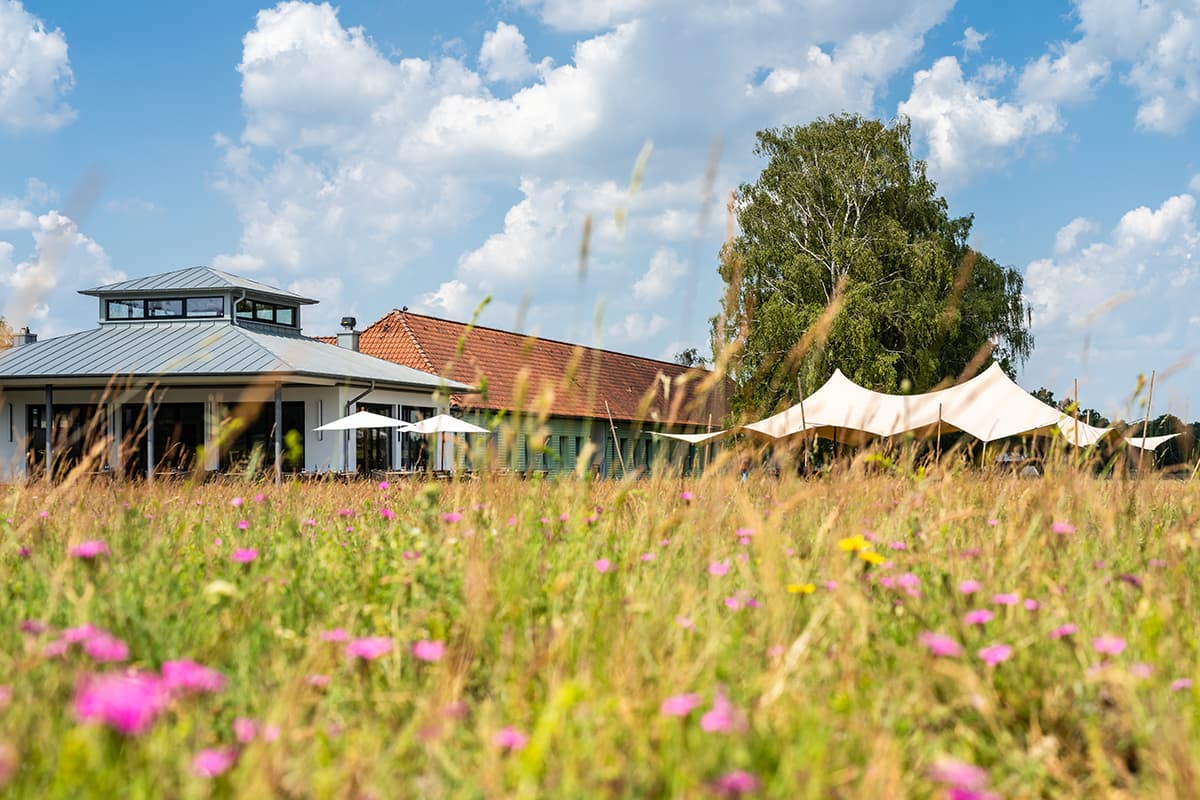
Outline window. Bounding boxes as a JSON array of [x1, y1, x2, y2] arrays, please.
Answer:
[[107, 299, 145, 319], [574, 436, 582, 465], [147, 299, 183, 318], [186, 297, 223, 317], [235, 298, 299, 327], [556, 436, 565, 464]]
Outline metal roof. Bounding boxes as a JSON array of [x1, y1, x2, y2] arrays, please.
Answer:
[[0, 321, 471, 391], [79, 266, 318, 304]]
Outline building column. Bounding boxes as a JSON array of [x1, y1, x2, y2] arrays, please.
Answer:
[[274, 382, 283, 485], [146, 392, 156, 482], [43, 385, 52, 480]]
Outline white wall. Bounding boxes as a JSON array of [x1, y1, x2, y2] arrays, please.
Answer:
[[0, 382, 446, 481]]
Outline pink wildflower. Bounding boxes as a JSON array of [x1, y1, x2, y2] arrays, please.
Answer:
[[660, 693, 703, 717], [380, 508, 396, 520], [253, 493, 265, 503], [964, 609, 994, 626], [1051, 521, 1076, 534], [236, 520, 249, 530], [824, 580, 838, 590], [1050, 624, 1077, 639], [640, 552, 656, 562], [986, 518, 1000, 526], [700, 692, 746, 734], [1023, 599, 1040, 611], [992, 593, 1018, 606], [412, 640, 445, 662], [42, 640, 69, 657], [929, 758, 989, 791], [345, 637, 393, 660], [724, 597, 741, 610], [978, 643, 1013, 666], [708, 560, 730, 577], [676, 616, 694, 629], [1171, 678, 1193, 692], [713, 770, 759, 796], [192, 747, 238, 778], [234, 717, 258, 743], [230, 497, 243, 507], [1130, 662, 1153, 679], [918, 631, 962, 658], [889, 541, 908, 550], [83, 633, 129, 663], [493, 726, 529, 750], [680, 491, 695, 502], [441, 512, 463, 523], [161, 659, 226, 694], [320, 628, 350, 642], [734, 527, 754, 538], [378, 481, 389, 490], [594, 558, 613, 573], [0, 684, 10, 710], [307, 674, 331, 687], [18, 545, 31, 558], [74, 672, 167, 735], [559, 512, 570, 522], [70, 540, 109, 559], [1093, 634, 1127, 656], [63, 624, 99, 643], [231, 548, 257, 563]]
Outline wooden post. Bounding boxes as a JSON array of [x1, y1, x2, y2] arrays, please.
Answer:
[[146, 391, 156, 483], [604, 400, 627, 476], [1138, 370, 1156, 476], [797, 376, 809, 475], [273, 382, 283, 486], [43, 385, 52, 480]]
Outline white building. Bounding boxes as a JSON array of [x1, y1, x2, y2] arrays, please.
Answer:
[[0, 267, 469, 481]]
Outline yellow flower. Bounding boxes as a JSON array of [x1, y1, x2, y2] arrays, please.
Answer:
[[787, 583, 816, 595], [837, 534, 869, 552], [858, 550, 885, 565]]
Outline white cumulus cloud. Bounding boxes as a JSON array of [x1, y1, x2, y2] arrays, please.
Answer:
[[633, 248, 688, 300], [0, 0, 75, 131], [479, 22, 545, 83]]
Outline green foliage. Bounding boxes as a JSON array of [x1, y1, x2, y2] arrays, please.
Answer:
[[714, 114, 1033, 415]]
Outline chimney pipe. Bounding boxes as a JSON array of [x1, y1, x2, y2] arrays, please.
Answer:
[[336, 318, 360, 352], [13, 327, 37, 347]]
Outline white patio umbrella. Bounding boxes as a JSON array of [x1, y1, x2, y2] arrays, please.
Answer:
[[406, 414, 490, 435], [314, 410, 412, 432]]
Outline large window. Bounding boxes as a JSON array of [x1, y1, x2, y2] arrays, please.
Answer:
[[236, 298, 298, 327], [400, 405, 435, 469], [106, 297, 225, 320]]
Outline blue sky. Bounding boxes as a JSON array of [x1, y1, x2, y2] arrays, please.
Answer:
[[2, 0, 1199, 420]]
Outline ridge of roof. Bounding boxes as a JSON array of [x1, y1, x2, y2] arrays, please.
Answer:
[[384, 308, 711, 374], [79, 266, 318, 304]]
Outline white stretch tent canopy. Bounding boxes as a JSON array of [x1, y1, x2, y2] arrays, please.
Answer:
[[406, 414, 490, 435], [651, 430, 735, 445], [314, 410, 412, 432], [1125, 433, 1180, 450], [936, 364, 1065, 442]]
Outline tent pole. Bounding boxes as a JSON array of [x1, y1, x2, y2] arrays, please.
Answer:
[[936, 403, 942, 468], [797, 376, 809, 476], [1138, 370, 1156, 476]]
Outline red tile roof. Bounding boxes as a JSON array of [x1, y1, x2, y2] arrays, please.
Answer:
[[337, 309, 727, 426]]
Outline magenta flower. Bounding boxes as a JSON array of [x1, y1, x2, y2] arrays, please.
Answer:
[[1129, 662, 1153, 679], [345, 637, 394, 660], [64, 624, 99, 643], [918, 631, 962, 658], [660, 693, 703, 717], [700, 692, 746, 734], [708, 560, 730, 577], [231, 548, 258, 563], [734, 527, 754, 538], [594, 558, 613, 573], [1050, 624, 1077, 639], [889, 541, 907, 551], [230, 497, 244, 507], [824, 580, 838, 591], [1051, 521, 1076, 534], [74, 672, 168, 735], [70, 540, 109, 559], [18, 545, 31, 558], [559, 512, 570, 522], [236, 520, 249, 530], [958, 579, 981, 594], [234, 717, 258, 743], [929, 758, 989, 791], [43, 640, 69, 657], [977, 643, 1013, 666], [493, 726, 529, 750], [378, 481, 389, 490], [986, 518, 1000, 526], [964, 609, 994, 626], [84, 633, 129, 663], [380, 508, 396, 520], [441, 511, 463, 523], [253, 493, 265, 503], [724, 596, 741, 610], [713, 770, 759, 796], [161, 659, 226, 694], [307, 674, 331, 688], [412, 640, 445, 662], [640, 552, 656, 562], [1023, 599, 1040, 611], [680, 491, 695, 501], [1093, 634, 1127, 656], [192, 747, 238, 778], [991, 593, 1018, 606], [320, 628, 350, 642], [1171, 678, 1193, 692]]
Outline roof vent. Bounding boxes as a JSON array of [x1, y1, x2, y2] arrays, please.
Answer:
[[13, 327, 37, 347], [340, 316, 357, 330]]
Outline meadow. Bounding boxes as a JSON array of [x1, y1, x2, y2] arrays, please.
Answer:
[[1, 468, 1199, 798]]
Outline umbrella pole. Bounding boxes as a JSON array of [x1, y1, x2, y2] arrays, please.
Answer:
[[1138, 370, 1156, 476], [936, 403, 942, 468], [798, 376, 809, 476]]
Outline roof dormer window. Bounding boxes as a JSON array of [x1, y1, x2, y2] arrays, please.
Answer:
[[236, 298, 298, 327], [105, 296, 226, 321]]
